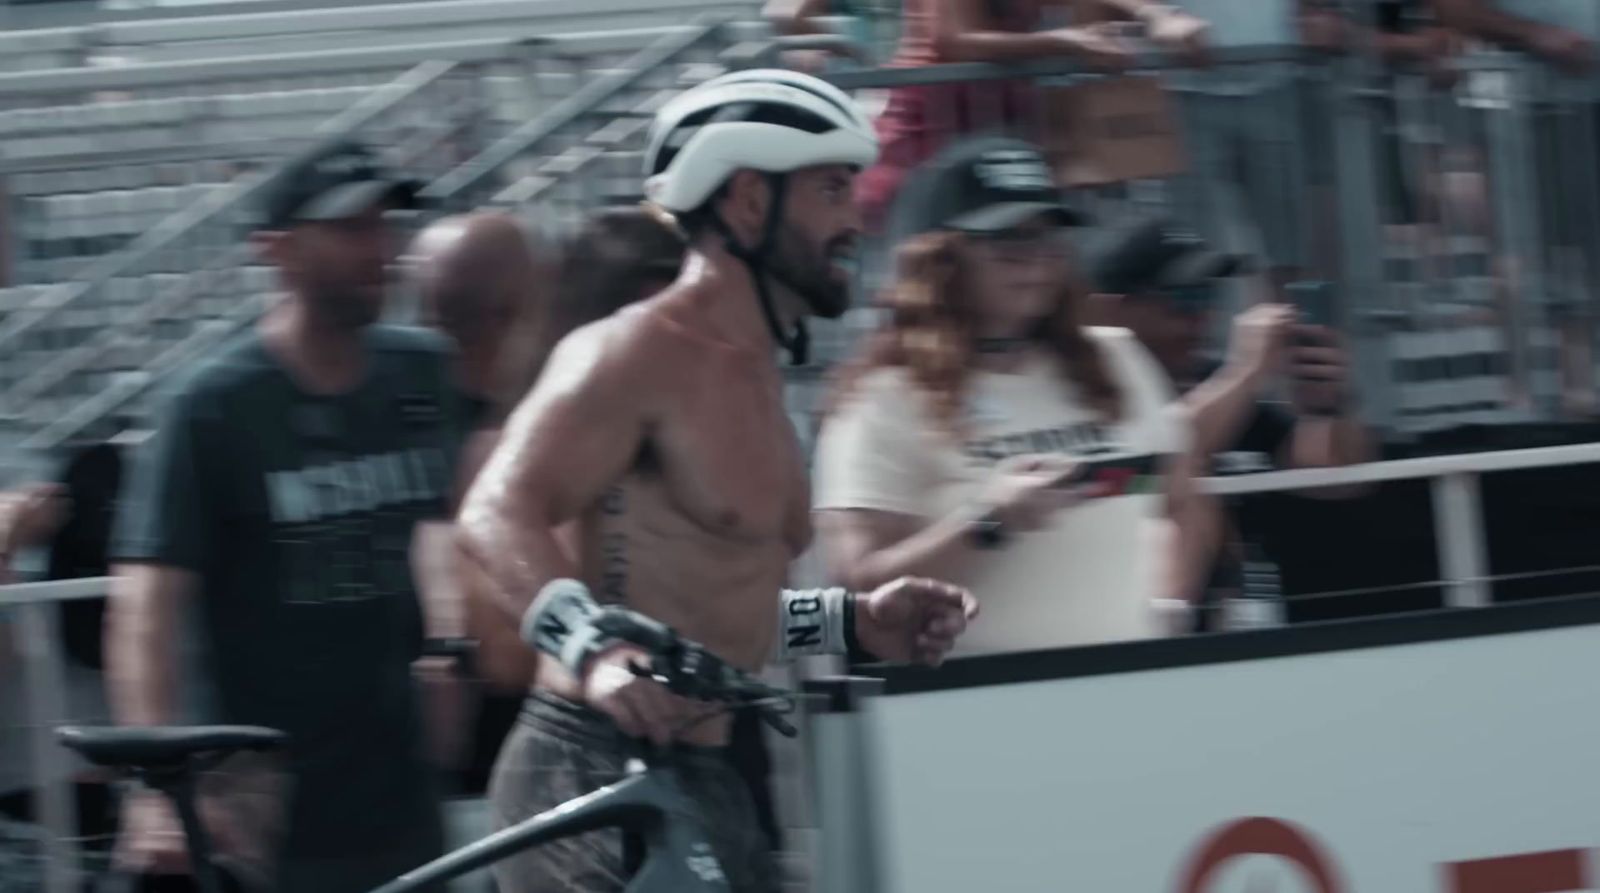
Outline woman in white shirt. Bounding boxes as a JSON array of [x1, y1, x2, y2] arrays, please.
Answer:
[[813, 136, 1202, 657]]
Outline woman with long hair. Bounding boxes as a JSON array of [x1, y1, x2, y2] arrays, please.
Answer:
[[813, 137, 1199, 656]]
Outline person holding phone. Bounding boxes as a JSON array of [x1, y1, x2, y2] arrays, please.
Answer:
[[813, 137, 1204, 657], [1084, 213, 1374, 629]]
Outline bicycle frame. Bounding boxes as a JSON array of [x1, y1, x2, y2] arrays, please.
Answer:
[[368, 760, 731, 893]]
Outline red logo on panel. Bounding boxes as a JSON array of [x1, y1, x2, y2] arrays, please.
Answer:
[[1176, 817, 1345, 893]]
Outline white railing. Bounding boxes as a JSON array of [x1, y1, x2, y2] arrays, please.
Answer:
[[0, 0, 762, 73], [1203, 440, 1600, 610], [6, 440, 1600, 888], [1, 577, 112, 893]]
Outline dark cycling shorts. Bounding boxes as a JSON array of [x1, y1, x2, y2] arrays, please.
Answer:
[[487, 692, 778, 893]]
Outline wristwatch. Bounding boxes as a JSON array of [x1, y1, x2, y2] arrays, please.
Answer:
[[968, 509, 1009, 550]]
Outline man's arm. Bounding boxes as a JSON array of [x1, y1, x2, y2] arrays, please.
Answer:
[[1081, 0, 1210, 59], [1182, 365, 1271, 459], [462, 553, 540, 692], [1159, 443, 1221, 609], [104, 565, 196, 726], [1434, 0, 1594, 71], [456, 322, 651, 633], [930, 0, 1131, 65], [0, 484, 64, 576], [1434, 0, 1551, 47], [105, 386, 214, 726], [764, 0, 832, 35], [817, 505, 995, 593], [1181, 303, 1295, 458], [447, 427, 540, 693], [104, 565, 199, 874]]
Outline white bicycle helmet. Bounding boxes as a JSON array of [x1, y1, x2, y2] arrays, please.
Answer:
[[644, 68, 879, 212], [641, 69, 879, 365]]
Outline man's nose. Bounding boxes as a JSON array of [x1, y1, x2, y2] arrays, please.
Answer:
[[840, 201, 864, 237]]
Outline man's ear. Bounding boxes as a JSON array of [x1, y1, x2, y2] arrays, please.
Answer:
[[719, 169, 773, 245]]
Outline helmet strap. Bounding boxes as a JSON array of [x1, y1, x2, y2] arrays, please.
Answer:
[[709, 173, 809, 366]]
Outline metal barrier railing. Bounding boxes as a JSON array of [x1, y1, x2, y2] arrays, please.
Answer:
[[815, 44, 1600, 437], [7, 20, 762, 457], [0, 36, 537, 105], [0, 58, 491, 446], [20, 36, 1584, 449], [1, 577, 112, 893], [420, 18, 761, 211], [0, 60, 489, 460], [5, 440, 1600, 889], [0, 0, 761, 81]]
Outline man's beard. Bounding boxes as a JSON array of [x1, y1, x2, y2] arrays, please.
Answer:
[[765, 222, 852, 320], [309, 281, 384, 330]]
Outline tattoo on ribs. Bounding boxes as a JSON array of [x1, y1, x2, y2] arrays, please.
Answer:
[[600, 484, 628, 605]]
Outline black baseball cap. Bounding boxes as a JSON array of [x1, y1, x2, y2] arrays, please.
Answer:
[[891, 135, 1085, 241], [257, 140, 421, 230], [1088, 214, 1250, 298]]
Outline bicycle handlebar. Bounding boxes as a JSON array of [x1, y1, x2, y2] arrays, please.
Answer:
[[594, 603, 799, 737], [527, 583, 799, 738]]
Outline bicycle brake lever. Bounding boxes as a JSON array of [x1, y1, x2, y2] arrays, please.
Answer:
[[759, 709, 798, 739], [628, 655, 674, 686]]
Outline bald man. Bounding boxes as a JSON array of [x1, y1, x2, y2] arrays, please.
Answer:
[[409, 212, 549, 428], [404, 212, 553, 791]]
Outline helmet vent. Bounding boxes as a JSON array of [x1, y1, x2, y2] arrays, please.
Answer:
[[649, 100, 839, 176]]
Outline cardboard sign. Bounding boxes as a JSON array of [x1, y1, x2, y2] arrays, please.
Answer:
[[1041, 75, 1189, 187]]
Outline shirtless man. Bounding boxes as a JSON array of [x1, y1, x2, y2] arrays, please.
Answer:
[[412, 208, 689, 796], [457, 70, 978, 892]]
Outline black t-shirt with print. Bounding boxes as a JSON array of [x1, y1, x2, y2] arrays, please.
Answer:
[[113, 324, 465, 857]]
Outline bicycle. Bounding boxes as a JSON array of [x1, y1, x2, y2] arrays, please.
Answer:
[[56, 606, 799, 893], [368, 608, 800, 893], [54, 723, 287, 893]]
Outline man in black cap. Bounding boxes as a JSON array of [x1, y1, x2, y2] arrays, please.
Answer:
[[106, 139, 462, 890], [1087, 213, 1372, 629]]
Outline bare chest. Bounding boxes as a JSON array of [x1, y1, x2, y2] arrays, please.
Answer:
[[645, 365, 809, 545]]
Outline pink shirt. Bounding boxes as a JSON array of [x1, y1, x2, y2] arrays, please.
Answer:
[[857, 0, 1050, 229]]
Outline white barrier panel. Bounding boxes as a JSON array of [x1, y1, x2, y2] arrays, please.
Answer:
[[860, 596, 1600, 892]]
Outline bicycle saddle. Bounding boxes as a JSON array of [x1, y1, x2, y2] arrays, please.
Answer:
[[56, 725, 287, 771]]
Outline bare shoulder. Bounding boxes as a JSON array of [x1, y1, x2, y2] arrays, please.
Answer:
[[536, 299, 697, 396], [494, 298, 692, 453]]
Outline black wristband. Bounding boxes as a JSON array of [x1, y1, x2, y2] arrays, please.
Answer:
[[843, 593, 873, 664], [969, 512, 1008, 549], [420, 637, 478, 677]]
